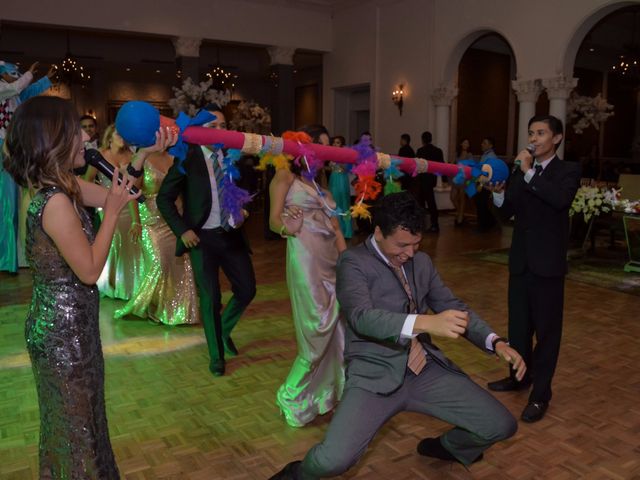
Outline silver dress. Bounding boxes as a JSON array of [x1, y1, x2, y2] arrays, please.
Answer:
[[276, 178, 345, 427], [25, 187, 119, 479]]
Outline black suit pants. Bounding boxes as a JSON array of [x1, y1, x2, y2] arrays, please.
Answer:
[[410, 179, 439, 228], [508, 269, 565, 403], [189, 228, 256, 362]]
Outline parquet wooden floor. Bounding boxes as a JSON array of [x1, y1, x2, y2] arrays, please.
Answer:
[[1, 214, 639, 479]]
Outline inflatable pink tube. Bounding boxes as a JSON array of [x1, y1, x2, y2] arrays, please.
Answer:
[[175, 123, 474, 180]]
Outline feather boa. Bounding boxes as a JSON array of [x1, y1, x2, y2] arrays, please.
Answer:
[[220, 148, 253, 221]]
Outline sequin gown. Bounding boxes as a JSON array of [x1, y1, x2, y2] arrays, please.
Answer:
[[277, 178, 345, 427], [114, 164, 200, 325], [95, 172, 143, 300], [26, 187, 119, 479]]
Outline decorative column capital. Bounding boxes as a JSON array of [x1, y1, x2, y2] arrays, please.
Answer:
[[431, 84, 458, 107], [172, 37, 202, 57], [512, 78, 543, 103], [542, 75, 578, 100], [267, 46, 296, 66]]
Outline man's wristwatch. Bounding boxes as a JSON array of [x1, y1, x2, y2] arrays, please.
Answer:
[[491, 336, 509, 352], [127, 163, 144, 178]]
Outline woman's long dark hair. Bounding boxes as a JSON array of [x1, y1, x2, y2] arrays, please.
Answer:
[[456, 138, 470, 158], [3, 96, 83, 205]]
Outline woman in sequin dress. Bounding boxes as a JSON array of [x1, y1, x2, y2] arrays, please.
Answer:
[[115, 151, 200, 325], [3, 96, 172, 478], [85, 124, 144, 300], [269, 125, 347, 427]]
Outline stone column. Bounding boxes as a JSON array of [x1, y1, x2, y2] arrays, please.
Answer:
[[267, 46, 296, 135], [542, 75, 578, 158], [430, 84, 457, 207], [430, 83, 458, 163], [172, 37, 202, 84], [512, 79, 543, 152]]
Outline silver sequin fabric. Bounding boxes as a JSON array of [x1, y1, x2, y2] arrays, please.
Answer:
[[25, 187, 120, 479]]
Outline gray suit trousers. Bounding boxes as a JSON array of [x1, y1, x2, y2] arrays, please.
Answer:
[[300, 361, 517, 479]]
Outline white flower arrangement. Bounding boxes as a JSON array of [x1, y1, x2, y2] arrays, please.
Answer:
[[607, 188, 640, 214], [570, 186, 612, 222], [168, 78, 231, 117], [567, 93, 614, 134], [229, 100, 271, 134]]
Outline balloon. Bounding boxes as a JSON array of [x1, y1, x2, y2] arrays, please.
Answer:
[[115, 101, 160, 147]]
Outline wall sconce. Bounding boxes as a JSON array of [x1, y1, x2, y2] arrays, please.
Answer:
[[392, 84, 404, 115]]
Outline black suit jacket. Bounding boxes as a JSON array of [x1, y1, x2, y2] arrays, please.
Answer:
[[415, 144, 444, 188], [157, 144, 248, 256], [398, 145, 415, 158], [498, 156, 581, 277]]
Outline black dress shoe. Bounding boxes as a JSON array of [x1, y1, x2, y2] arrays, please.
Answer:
[[224, 337, 239, 357], [417, 437, 483, 465], [269, 461, 301, 480], [209, 359, 225, 377], [521, 401, 548, 423], [487, 377, 531, 392]]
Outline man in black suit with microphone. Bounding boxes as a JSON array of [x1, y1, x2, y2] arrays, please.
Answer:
[[157, 104, 256, 377], [487, 115, 580, 422]]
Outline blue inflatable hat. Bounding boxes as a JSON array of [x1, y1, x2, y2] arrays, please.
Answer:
[[115, 101, 160, 148]]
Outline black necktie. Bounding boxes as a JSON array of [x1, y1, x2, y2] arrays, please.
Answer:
[[534, 164, 543, 176]]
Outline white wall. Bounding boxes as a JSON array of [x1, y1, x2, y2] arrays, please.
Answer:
[[1, 0, 332, 52], [373, 0, 436, 153], [322, 5, 378, 140]]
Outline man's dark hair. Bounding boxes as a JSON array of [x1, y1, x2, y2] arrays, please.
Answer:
[[401, 133, 411, 144], [421, 131, 432, 144], [79, 114, 97, 126], [374, 192, 425, 237], [483, 136, 496, 148], [203, 103, 223, 113], [528, 114, 564, 149]]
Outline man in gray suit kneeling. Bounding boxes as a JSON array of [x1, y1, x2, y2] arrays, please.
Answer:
[[271, 192, 526, 479]]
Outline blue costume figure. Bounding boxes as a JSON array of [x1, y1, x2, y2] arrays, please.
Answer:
[[0, 61, 53, 273]]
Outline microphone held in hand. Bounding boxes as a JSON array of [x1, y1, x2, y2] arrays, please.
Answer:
[[513, 144, 536, 173], [84, 149, 145, 203]]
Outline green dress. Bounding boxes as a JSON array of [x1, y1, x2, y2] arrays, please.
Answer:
[[328, 163, 352, 239]]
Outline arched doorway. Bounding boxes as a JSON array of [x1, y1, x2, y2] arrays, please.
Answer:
[[565, 3, 640, 181], [453, 33, 517, 161]]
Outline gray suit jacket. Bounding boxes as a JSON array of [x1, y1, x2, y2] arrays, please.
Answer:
[[336, 236, 494, 395]]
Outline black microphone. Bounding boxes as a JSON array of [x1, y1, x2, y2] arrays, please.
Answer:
[[84, 149, 146, 203], [512, 144, 536, 173]]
